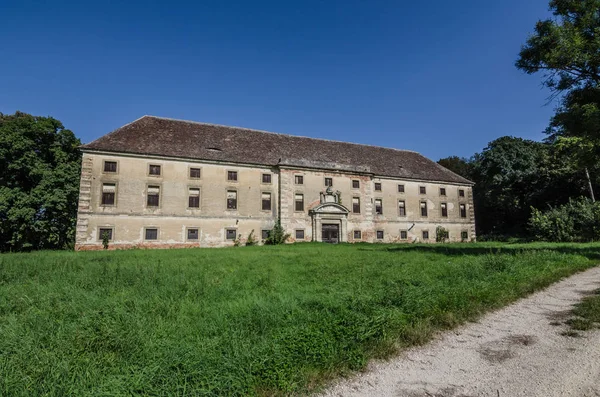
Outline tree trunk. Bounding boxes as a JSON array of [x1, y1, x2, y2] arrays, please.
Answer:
[[585, 167, 596, 202]]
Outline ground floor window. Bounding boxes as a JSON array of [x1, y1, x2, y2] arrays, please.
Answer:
[[145, 228, 158, 240], [98, 227, 113, 241], [295, 229, 305, 240], [261, 229, 270, 240], [461, 231, 469, 241], [422, 230, 429, 240], [187, 228, 199, 240], [376, 230, 384, 240], [353, 230, 362, 240], [400, 230, 407, 240], [226, 229, 237, 240]]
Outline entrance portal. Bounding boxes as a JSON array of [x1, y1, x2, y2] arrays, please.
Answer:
[[321, 224, 339, 244]]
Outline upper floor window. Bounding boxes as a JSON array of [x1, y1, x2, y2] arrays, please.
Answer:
[[460, 203, 467, 218], [352, 197, 360, 214], [352, 180, 360, 189], [440, 187, 446, 196], [262, 173, 272, 184], [227, 171, 238, 181], [188, 187, 200, 208], [101, 183, 116, 206], [375, 199, 383, 215], [420, 201, 428, 217], [374, 182, 382, 192], [147, 185, 160, 207], [441, 202, 448, 217], [398, 200, 406, 216], [103, 161, 117, 173], [226, 190, 237, 210], [262, 192, 272, 211], [295, 194, 304, 212], [149, 164, 161, 176], [419, 186, 426, 195], [295, 175, 304, 185], [398, 184, 405, 193], [189, 167, 201, 179], [324, 177, 333, 187], [459, 189, 465, 197]]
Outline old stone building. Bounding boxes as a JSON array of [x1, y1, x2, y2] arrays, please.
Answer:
[[75, 116, 475, 249]]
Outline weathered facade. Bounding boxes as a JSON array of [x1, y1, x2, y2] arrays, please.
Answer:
[[75, 116, 475, 249]]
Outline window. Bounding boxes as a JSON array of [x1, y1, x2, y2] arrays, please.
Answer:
[[261, 192, 272, 211], [226, 190, 237, 210], [145, 228, 158, 240], [374, 182, 382, 192], [352, 197, 360, 214], [149, 164, 161, 176], [441, 202, 448, 217], [295, 175, 304, 185], [398, 200, 406, 216], [188, 187, 200, 208], [295, 230, 305, 240], [295, 194, 304, 212], [101, 183, 116, 206], [400, 230, 408, 240], [376, 230, 384, 240], [352, 180, 360, 189], [227, 171, 238, 181], [261, 230, 270, 240], [98, 227, 113, 241], [440, 187, 446, 196], [324, 177, 333, 187], [461, 231, 469, 241], [262, 173, 272, 184], [459, 189, 465, 197], [422, 230, 429, 240], [226, 229, 237, 240], [103, 161, 117, 173], [187, 228, 199, 240], [189, 167, 201, 179], [420, 201, 428, 217], [460, 204, 467, 218], [147, 185, 160, 207], [375, 199, 383, 215], [419, 186, 426, 194], [354, 230, 362, 240], [398, 184, 405, 193]]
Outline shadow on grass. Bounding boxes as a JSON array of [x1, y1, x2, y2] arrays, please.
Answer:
[[384, 244, 600, 261]]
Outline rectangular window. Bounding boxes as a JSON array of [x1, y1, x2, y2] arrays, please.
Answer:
[[295, 230, 305, 240], [262, 173, 272, 184], [295, 175, 304, 185], [101, 183, 116, 206], [188, 187, 200, 208], [440, 187, 446, 196], [352, 180, 360, 189], [98, 228, 113, 241], [149, 164, 161, 176], [147, 185, 160, 207], [459, 189, 465, 197], [103, 161, 117, 173], [400, 230, 408, 240], [461, 231, 469, 240], [226, 190, 237, 210], [261, 229, 270, 240], [419, 186, 426, 194], [145, 228, 158, 240], [398, 184, 405, 193], [324, 177, 333, 187], [227, 171, 238, 181], [398, 200, 406, 216], [261, 192, 272, 211], [422, 230, 429, 240], [441, 202, 448, 217], [376, 230, 384, 240], [374, 182, 382, 192], [352, 197, 360, 214], [460, 204, 467, 218], [226, 229, 237, 240], [187, 228, 199, 240], [354, 230, 362, 240], [375, 199, 383, 215], [295, 194, 304, 212], [420, 201, 428, 217], [189, 167, 201, 179]]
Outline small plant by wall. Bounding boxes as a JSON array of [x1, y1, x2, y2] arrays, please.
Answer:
[[436, 226, 449, 243]]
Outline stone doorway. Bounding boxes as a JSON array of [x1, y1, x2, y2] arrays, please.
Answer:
[[321, 224, 340, 244]]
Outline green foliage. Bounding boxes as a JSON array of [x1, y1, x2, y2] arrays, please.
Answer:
[[245, 229, 257, 246], [0, 111, 81, 252], [529, 197, 600, 242], [264, 219, 290, 245], [101, 231, 110, 250], [437, 156, 473, 180], [0, 243, 596, 395], [233, 233, 241, 247], [435, 226, 449, 243]]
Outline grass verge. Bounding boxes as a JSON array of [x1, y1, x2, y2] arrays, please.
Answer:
[[0, 242, 599, 396]]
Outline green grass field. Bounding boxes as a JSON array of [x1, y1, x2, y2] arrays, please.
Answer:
[[1, 243, 600, 396]]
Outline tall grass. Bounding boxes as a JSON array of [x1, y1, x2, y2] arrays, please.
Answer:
[[0, 243, 598, 396]]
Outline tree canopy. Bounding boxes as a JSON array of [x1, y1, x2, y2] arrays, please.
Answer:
[[0, 112, 81, 251]]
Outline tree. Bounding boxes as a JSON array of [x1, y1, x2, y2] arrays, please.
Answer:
[[0, 112, 81, 251], [437, 156, 473, 180]]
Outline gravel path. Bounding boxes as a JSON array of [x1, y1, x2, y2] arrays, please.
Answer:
[[320, 267, 600, 397]]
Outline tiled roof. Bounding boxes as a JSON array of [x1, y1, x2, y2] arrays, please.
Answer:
[[82, 116, 472, 184]]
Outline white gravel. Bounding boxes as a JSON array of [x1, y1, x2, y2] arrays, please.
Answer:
[[320, 266, 600, 397]]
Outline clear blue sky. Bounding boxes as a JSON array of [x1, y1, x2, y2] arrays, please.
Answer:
[[1, 0, 553, 161]]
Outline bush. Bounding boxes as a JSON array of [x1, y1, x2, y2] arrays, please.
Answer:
[[264, 220, 290, 245], [435, 226, 449, 243], [529, 197, 600, 242], [246, 230, 257, 246], [101, 231, 110, 250]]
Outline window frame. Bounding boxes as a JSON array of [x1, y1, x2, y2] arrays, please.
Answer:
[[261, 229, 270, 240], [440, 187, 446, 196], [398, 200, 406, 217], [441, 202, 448, 217], [101, 182, 117, 206], [324, 177, 333, 187], [225, 228, 237, 241], [146, 185, 161, 208], [189, 167, 202, 179], [148, 164, 162, 177], [226, 190, 238, 210], [187, 228, 199, 241], [398, 184, 405, 193], [352, 197, 361, 214], [353, 230, 362, 240], [420, 201, 428, 217], [461, 231, 469, 241], [400, 230, 408, 240], [374, 182, 382, 192], [460, 203, 467, 218], [294, 174, 304, 185], [103, 160, 118, 174], [422, 230, 429, 240], [144, 227, 159, 241], [261, 192, 272, 211], [262, 173, 272, 184], [294, 193, 304, 212], [459, 189, 465, 197], [98, 227, 114, 241], [419, 186, 426, 195], [374, 198, 383, 215], [295, 229, 305, 240], [227, 170, 238, 182], [376, 230, 384, 240], [188, 187, 201, 209], [352, 180, 360, 189]]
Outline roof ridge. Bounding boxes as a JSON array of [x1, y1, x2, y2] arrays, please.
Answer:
[[145, 115, 421, 155]]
